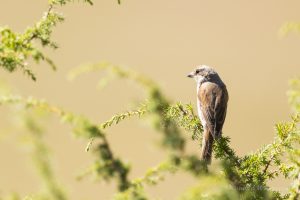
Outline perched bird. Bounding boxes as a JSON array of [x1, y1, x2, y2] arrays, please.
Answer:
[[187, 65, 228, 163]]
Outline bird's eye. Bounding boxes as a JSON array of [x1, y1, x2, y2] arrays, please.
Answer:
[[195, 69, 200, 74]]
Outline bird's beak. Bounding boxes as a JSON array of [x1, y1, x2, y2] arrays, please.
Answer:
[[187, 72, 194, 78]]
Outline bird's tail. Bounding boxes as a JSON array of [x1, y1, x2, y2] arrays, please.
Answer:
[[201, 129, 214, 164]]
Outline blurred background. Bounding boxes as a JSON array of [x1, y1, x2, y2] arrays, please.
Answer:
[[0, 0, 300, 199]]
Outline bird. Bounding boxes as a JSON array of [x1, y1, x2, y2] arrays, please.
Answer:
[[187, 65, 228, 164]]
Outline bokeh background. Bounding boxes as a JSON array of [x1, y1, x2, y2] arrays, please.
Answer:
[[0, 0, 300, 199]]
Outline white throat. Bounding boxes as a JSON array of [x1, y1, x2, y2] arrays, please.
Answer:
[[196, 81, 207, 128], [195, 75, 205, 85]]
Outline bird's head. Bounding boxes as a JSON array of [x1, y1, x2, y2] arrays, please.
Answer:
[[187, 65, 217, 84]]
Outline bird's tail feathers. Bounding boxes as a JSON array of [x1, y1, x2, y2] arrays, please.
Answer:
[[201, 130, 214, 164]]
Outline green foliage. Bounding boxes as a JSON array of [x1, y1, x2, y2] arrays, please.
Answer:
[[23, 114, 67, 200], [0, 2, 299, 200], [0, 1, 93, 81], [288, 78, 300, 112], [100, 103, 148, 129], [166, 103, 202, 141], [49, 0, 93, 6], [0, 93, 130, 193], [279, 22, 300, 37], [70, 63, 186, 152], [68, 63, 300, 200], [0, 11, 61, 80], [179, 176, 239, 200], [1, 61, 299, 199]]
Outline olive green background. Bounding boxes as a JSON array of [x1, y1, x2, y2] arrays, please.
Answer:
[[0, 0, 300, 199]]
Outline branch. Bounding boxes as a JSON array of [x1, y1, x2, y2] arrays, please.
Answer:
[[100, 104, 148, 129], [262, 154, 276, 175], [0, 94, 130, 191]]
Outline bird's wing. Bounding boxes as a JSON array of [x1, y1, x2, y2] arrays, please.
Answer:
[[198, 82, 228, 138]]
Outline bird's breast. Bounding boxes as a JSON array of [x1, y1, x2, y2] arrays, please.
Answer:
[[197, 98, 206, 127]]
